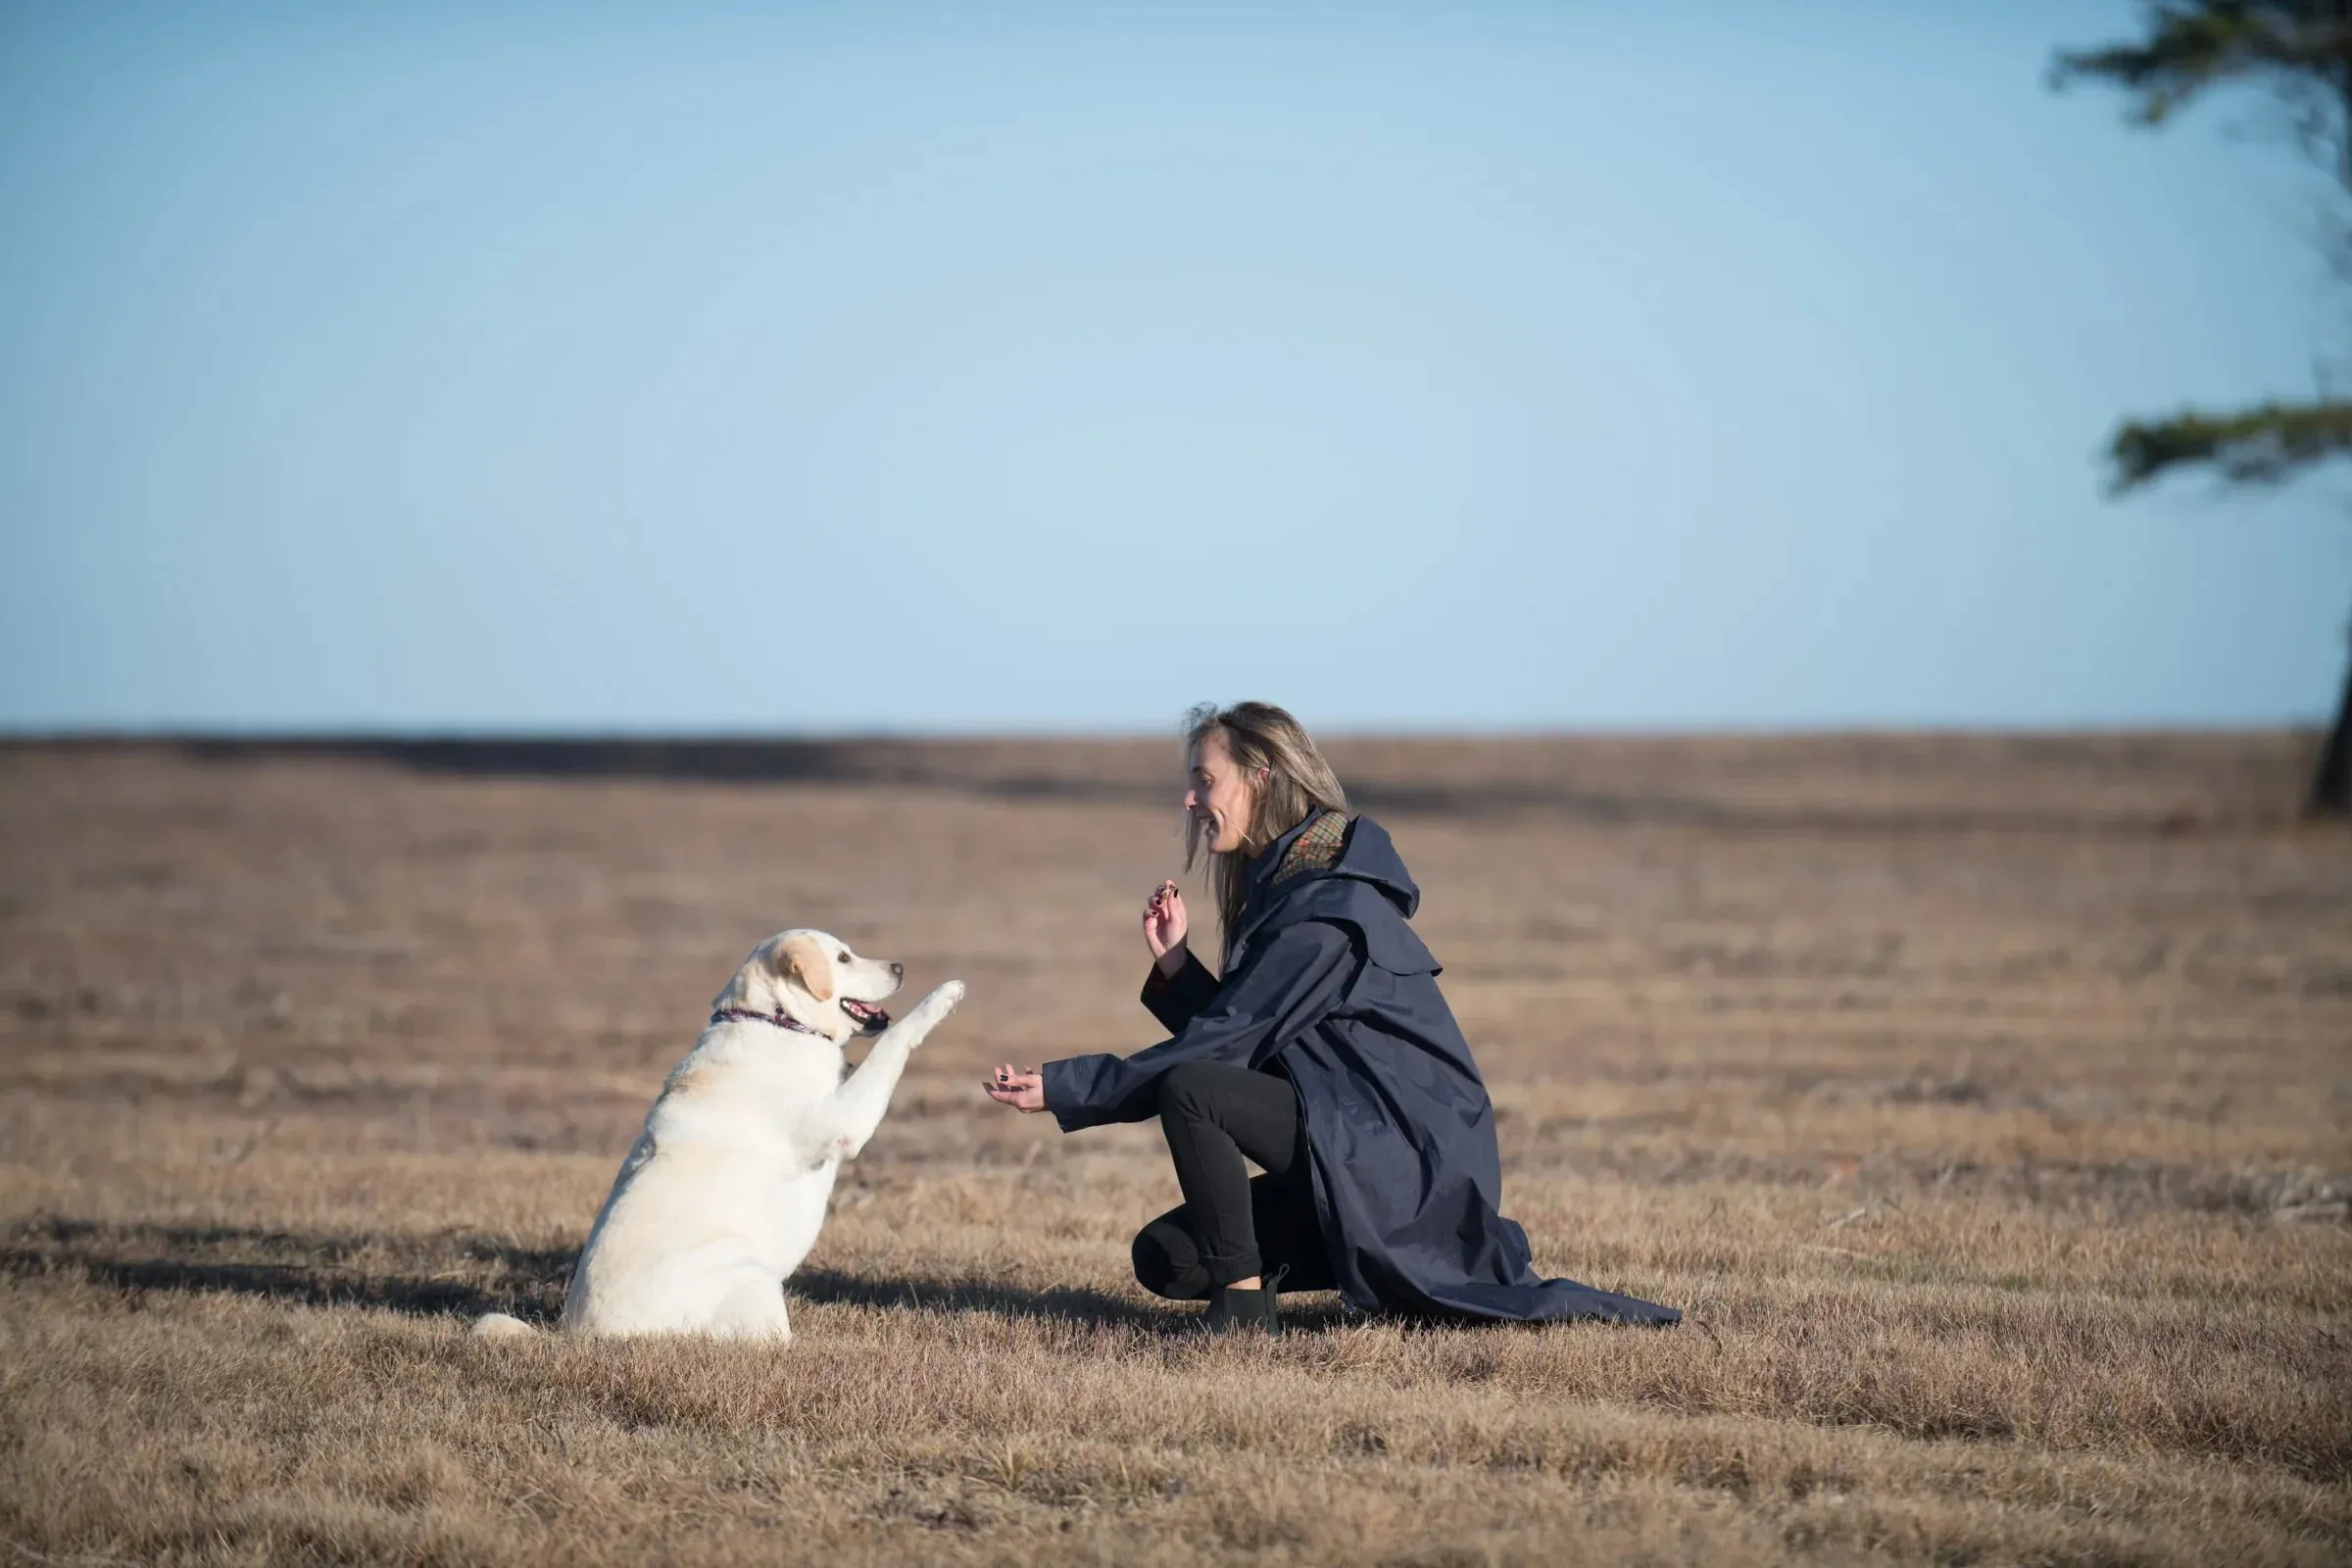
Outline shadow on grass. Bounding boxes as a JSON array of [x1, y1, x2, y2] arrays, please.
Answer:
[[0, 1216, 575, 1322], [3, 1216, 1364, 1336], [783, 1267, 1367, 1334], [792, 1268, 1366, 1335]]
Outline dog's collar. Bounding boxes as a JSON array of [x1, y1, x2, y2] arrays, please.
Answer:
[[710, 1006, 825, 1038]]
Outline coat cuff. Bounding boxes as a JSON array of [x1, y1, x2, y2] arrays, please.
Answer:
[[1039, 1056, 1097, 1134], [1140, 951, 1217, 1035]]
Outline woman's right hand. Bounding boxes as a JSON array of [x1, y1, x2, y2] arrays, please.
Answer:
[[1143, 880, 1190, 975], [983, 1063, 1046, 1113]]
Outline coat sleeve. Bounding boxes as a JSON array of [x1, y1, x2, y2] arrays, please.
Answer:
[[1044, 921, 1355, 1133], [1139, 950, 1220, 1034]]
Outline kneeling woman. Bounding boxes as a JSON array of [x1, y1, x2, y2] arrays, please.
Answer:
[[982, 702, 1679, 1334]]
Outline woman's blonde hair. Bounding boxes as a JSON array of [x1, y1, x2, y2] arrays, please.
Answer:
[[1182, 701, 1349, 956]]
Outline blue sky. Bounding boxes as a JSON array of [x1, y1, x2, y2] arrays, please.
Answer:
[[1, 0, 2345, 733]]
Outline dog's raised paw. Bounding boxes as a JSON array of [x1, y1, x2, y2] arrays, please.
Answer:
[[903, 980, 965, 1032]]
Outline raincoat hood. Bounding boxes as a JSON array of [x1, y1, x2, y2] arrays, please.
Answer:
[[1233, 812, 1437, 979]]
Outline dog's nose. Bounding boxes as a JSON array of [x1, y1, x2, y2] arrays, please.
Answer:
[[890, 962, 905, 979]]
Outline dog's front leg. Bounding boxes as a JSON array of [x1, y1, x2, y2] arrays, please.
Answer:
[[805, 980, 964, 1162]]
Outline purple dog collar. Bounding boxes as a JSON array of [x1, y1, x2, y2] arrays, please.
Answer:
[[710, 1006, 824, 1037]]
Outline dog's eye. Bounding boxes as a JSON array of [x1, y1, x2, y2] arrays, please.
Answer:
[[837, 952, 850, 962]]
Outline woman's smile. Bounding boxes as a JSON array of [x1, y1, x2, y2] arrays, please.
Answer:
[[1185, 727, 1260, 856]]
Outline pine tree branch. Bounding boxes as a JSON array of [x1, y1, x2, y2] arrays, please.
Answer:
[[2050, 3, 2352, 129], [2109, 399, 2352, 488]]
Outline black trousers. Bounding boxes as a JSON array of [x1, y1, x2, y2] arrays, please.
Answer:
[[1132, 1061, 1337, 1298]]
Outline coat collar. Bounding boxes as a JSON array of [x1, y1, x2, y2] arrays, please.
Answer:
[[1241, 808, 1344, 914], [1230, 808, 1353, 956], [1228, 810, 1438, 976], [1272, 808, 1349, 887]]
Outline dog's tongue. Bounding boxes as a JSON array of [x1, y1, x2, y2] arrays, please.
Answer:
[[844, 1000, 889, 1026]]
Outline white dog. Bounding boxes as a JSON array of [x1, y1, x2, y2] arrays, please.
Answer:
[[473, 929, 962, 1342]]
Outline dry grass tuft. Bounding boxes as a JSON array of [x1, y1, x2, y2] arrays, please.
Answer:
[[2, 735, 2347, 1564]]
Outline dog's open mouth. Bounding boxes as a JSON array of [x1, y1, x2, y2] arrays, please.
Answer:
[[841, 999, 890, 1033]]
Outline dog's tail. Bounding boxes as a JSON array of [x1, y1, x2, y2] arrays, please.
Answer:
[[470, 1312, 538, 1341]]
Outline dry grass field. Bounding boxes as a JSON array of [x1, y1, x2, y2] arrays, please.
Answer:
[[2, 732, 2347, 1566]]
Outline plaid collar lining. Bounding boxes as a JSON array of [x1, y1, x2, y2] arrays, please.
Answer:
[[1271, 808, 1348, 888]]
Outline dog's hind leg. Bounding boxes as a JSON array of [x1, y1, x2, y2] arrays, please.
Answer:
[[804, 980, 964, 1161], [710, 1279, 792, 1342]]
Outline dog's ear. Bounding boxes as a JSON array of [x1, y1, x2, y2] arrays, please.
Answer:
[[772, 934, 835, 1003]]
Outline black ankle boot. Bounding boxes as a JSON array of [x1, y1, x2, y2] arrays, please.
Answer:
[[1200, 1266, 1286, 1336]]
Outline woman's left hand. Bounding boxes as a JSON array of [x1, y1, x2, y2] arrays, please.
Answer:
[[1144, 880, 1190, 973], [983, 1063, 1047, 1113]]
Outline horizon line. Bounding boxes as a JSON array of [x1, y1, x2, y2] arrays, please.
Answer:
[[0, 720, 2323, 746]]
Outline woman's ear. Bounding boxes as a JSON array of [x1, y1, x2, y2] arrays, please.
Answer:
[[772, 934, 836, 1003]]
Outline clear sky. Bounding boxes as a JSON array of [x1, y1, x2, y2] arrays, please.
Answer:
[[2, 0, 2345, 734]]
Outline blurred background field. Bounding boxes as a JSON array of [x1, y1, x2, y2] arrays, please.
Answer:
[[2, 734, 2346, 1564]]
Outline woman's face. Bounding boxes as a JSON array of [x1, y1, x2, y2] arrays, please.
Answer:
[[1186, 728, 1260, 855]]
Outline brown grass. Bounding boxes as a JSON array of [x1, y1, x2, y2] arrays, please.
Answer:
[[2, 733, 2347, 1565]]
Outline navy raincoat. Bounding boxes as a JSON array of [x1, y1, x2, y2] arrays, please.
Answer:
[[1042, 811, 1680, 1326]]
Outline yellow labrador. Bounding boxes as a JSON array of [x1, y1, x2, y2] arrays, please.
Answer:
[[475, 930, 962, 1341]]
